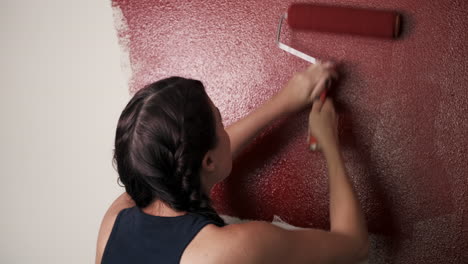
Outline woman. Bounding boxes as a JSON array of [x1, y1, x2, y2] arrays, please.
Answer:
[[96, 62, 369, 264]]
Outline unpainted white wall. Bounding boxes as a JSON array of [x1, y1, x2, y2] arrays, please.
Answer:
[[0, 0, 128, 263]]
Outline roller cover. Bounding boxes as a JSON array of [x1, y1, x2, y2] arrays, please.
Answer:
[[287, 3, 401, 38]]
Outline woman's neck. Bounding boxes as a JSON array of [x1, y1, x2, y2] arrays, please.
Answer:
[[142, 200, 187, 217]]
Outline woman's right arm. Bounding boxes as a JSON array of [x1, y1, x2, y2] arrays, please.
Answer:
[[311, 98, 369, 258], [320, 143, 369, 260], [232, 98, 368, 264]]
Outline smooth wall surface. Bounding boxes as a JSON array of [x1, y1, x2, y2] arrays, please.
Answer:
[[112, 0, 468, 263], [0, 0, 128, 263]]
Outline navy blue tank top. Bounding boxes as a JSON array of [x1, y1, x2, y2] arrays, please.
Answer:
[[101, 206, 224, 264]]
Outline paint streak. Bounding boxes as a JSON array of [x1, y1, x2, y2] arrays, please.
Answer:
[[111, 0, 468, 262]]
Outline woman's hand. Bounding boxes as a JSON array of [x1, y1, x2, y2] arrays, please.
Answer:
[[277, 61, 337, 114], [225, 61, 337, 159], [308, 98, 339, 150]]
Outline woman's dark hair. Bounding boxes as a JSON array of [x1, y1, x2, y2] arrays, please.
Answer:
[[113, 77, 225, 226]]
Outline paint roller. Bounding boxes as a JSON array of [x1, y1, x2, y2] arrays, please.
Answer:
[[276, 3, 401, 151]]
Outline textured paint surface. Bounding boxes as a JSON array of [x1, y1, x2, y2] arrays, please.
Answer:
[[111, 0, 468, 262]]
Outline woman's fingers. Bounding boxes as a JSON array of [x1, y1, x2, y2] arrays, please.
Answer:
[[316, 61, 338, 79], [323, 61, 334, 69], [322, 98, 336, 115], [312, 98, 324, 113], [311, 77, 328, 99], [305, 62, 319, 73], [306, 61, 336, 78]]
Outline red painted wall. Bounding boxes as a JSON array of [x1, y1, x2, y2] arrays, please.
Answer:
[[112, 0, 468, 262]]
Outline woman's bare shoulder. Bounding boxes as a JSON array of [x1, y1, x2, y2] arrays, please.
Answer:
[[95, 194, 135, 264], [184, 220, 288, 264], [191, 219, 355, 264]]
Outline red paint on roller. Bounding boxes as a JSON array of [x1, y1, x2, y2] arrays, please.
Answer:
[[288, 3, 400, 38]]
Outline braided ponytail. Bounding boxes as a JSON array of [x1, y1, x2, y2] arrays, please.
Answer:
[[174, 144, 225, 225], [113, 77, 225, 226]]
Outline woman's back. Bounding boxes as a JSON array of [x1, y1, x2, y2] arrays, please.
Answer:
[[100, 207, 224, 264]]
